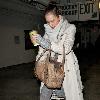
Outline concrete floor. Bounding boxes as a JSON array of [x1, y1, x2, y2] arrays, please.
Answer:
[[0, 63, 40, 100], [0, 50, 100, 100]]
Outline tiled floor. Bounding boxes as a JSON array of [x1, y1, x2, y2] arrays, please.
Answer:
[[0, 51, 100, 100]]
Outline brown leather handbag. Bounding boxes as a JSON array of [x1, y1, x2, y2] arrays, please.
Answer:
[[34, 46, 65, 89]]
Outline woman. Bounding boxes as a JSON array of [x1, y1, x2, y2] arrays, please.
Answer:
[[31, 2, 84, 100]]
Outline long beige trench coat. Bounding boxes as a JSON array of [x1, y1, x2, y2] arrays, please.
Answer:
[[36, 16, 84, 100]]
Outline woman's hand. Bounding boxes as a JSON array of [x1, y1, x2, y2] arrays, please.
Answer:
[[30, 34, 39, 43]]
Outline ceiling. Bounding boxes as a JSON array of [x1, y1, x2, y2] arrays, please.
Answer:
[[19, 0, 87, 11], [20, 0, 87, 6]]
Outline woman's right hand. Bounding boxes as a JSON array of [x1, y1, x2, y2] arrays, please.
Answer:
[[30, 34, 39, 43]]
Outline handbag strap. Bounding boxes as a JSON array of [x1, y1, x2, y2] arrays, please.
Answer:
[[37, 45, 65, 64], [36, 49, 47, 62], [62, 45, 65, 64], [49, 45, 65, 64]]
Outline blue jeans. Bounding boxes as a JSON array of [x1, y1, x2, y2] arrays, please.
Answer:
[[40, 85, 65, 100]]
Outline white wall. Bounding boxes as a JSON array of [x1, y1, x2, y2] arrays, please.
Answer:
[[0, 0, 44, 68]]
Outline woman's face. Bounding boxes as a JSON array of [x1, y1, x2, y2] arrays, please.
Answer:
[[45, 12, 60, 29]]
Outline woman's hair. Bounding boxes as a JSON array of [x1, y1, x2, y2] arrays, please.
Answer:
[[44, 1, 60, 16]]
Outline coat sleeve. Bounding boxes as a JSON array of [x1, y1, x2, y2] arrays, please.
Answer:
[[36, 33, 49, 61], [50, 24, 76, 54]]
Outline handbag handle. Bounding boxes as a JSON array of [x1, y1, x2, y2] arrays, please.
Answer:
[[48, 45, 65, 65], [36, 49, 47, 62], [37, 45, 65, 64], [62, 45, 65, 64]]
